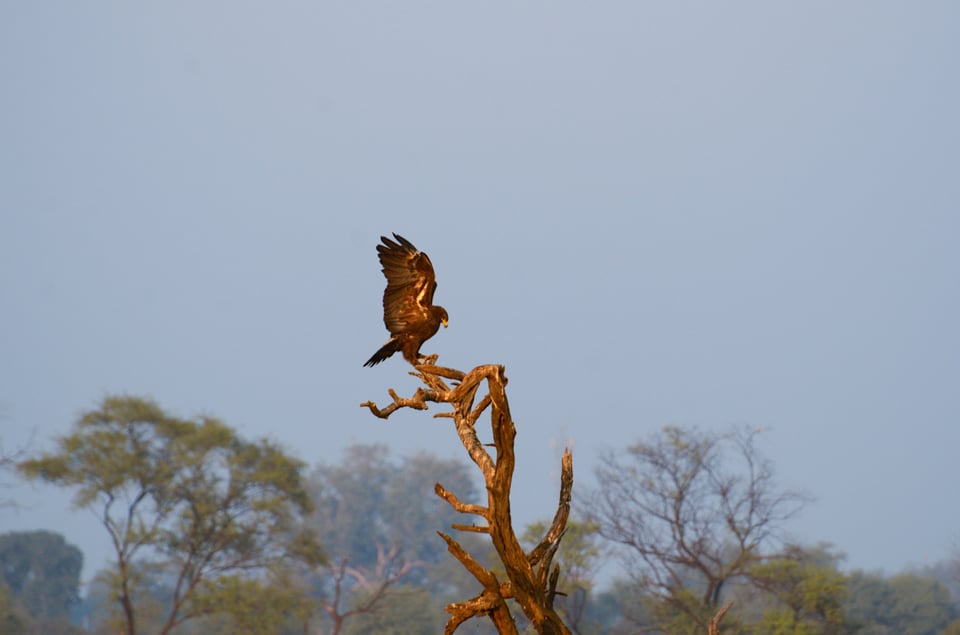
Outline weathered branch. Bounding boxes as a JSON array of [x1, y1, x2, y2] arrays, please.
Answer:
[[363, 363, 573, 634], [434, 482, 489, 519], [436, 479, 494, 533], [709, 601, 734, 635]]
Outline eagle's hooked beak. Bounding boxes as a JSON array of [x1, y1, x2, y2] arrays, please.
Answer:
[[441, 317, 449, 328]]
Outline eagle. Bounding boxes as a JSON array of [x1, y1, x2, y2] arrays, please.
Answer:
[[364, 233, 449, 367]]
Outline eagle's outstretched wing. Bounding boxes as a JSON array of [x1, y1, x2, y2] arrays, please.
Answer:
[[377, 233, 438, 336]]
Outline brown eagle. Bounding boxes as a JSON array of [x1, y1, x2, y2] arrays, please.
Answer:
[[364, 233, 448, 367]]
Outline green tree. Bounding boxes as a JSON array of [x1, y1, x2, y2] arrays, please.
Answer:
[[340, 584, 438, 635], [0, 582, 30, 635], [0, 530, 82, 621], [943, 618, 960, 635], [747, 544, 848, 634], [886, 574, 955, 634], [911, 555, 960, 607], [17, 395, 324, 635], [845, 571, 955, 635]]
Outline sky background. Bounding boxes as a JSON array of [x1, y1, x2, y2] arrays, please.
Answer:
[[2, 2, 959, 588]]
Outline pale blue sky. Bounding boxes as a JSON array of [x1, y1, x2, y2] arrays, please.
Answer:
[[2, 2, 959, 586]]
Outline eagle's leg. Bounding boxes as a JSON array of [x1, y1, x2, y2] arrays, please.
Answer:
[[418, 353, 439, 366]]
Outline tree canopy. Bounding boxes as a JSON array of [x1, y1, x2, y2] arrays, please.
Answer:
[[0, 530, 82, 621], [845, 571, 956, 635], [17, 395, 324, 635]]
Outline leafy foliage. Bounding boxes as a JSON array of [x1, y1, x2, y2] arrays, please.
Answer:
[[340, 584, 439, 635], [747, 545, 848, 634], [17, 395, 324, 635], [0, 582, 29, 635], [845, 571, 956, 635], [0, 530, 82, 620]]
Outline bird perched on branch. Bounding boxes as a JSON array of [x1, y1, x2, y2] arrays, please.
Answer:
[[364, 233, 448, 367]]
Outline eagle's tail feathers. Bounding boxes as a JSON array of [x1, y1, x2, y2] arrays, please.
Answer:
[[363, 339, 400, 367]]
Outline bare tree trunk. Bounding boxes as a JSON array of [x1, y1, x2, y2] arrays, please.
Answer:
[[363, 362, 572, 634]]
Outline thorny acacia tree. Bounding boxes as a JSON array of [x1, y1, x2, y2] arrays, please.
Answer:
[[363, 361, 573, 635], [18, 395, 325, 635], [590, 425, 808, 633]]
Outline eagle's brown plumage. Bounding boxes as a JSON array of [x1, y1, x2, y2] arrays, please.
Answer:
[[364, 233, 448, 367]]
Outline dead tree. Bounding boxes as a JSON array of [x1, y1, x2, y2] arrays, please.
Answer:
[[362, 361, 573, 635]]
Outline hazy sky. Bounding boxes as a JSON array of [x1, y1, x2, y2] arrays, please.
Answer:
[[2, 2, 959, 586]]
